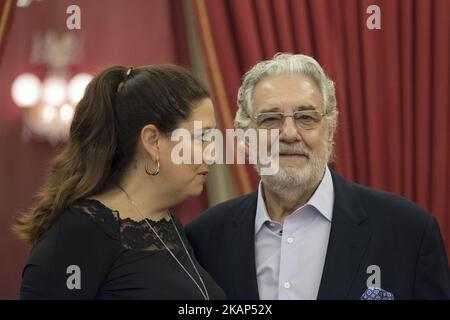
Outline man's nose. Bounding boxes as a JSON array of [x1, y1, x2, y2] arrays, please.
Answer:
[[279, 116, 300, 142]]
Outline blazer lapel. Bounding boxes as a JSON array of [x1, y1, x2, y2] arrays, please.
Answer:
[[317, 173, 372, 299], [227, 192, 260, 299]]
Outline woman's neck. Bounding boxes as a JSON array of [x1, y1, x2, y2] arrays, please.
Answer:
[[91, 169, 175, 222]]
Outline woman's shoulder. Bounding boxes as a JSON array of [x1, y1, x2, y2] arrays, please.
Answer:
[[62, 199, 187, 251], [63, 198, 121, 241], [21, 199, 122, 299]]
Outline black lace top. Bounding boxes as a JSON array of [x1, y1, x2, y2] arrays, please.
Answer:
[[20, 199, 227, 300]]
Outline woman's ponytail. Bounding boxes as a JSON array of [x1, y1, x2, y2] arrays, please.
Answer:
[[13, 66, 127, 245]]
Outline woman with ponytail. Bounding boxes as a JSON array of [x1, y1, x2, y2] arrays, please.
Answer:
[[15, 65, 226, 300]]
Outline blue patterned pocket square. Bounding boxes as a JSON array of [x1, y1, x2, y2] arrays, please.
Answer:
[[360, 287, 395, 300]]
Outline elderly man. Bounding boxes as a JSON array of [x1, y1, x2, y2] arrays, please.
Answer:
[[185, 53, 449, 300]]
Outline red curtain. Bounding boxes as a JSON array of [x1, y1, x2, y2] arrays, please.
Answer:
[[194, 0, 450, 256], [0, 0, 14, 64]]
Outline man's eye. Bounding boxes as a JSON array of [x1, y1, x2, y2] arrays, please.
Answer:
[[261, 116, 281, 123], [296, 114, 316, 122]]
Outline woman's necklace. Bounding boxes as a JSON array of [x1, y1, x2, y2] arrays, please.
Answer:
[[116, 185, 210, 300]]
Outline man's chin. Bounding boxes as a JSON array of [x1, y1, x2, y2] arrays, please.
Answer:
[[279, 154, 308, 166], [263, 166, 312, 183], [278, 164, 309, 175]]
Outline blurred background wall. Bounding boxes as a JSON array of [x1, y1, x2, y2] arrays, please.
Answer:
[[0, 0, 448, 299]]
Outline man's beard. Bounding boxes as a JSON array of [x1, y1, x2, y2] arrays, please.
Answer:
[[256, 139, 332, 196]]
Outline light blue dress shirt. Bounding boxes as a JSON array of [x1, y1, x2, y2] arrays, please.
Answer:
[[255, 166, 334, 300]]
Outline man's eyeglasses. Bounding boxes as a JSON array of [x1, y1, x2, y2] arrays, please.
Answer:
[[253, 110, 327, 130]]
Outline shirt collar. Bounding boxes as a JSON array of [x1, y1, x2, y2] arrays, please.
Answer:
[[255, 166, 334, 235]]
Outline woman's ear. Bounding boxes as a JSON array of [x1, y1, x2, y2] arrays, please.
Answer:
[[140, 124, 160, 161]]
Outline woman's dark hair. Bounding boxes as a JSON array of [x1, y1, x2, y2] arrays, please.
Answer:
[[13, 64, 210, 245]]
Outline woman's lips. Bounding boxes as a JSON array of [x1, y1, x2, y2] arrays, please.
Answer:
[[197, 171, 209, 178]]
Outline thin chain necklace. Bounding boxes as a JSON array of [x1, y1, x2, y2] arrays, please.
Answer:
[[116, 185, 210, 300]]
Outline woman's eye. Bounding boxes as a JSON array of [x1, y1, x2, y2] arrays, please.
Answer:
[[202, 129, 215, 140]]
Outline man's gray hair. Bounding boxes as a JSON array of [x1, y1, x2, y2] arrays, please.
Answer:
[[235, 53, 338, 130]]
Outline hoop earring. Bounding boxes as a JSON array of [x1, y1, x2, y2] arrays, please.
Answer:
[[145, 159, 160, 176]]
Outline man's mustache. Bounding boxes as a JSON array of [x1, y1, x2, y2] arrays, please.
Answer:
[[277, 144, 310, 159]]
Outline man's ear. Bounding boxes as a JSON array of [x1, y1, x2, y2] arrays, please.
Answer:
[[327, 124, 336, 143], [140, 124, 160, 161]]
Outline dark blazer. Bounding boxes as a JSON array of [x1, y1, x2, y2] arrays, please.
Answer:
[[186, 171, 450, 299]]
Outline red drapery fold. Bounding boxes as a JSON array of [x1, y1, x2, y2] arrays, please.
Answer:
[[194, 0, 449, 256], [0, 0, 14, 65]]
